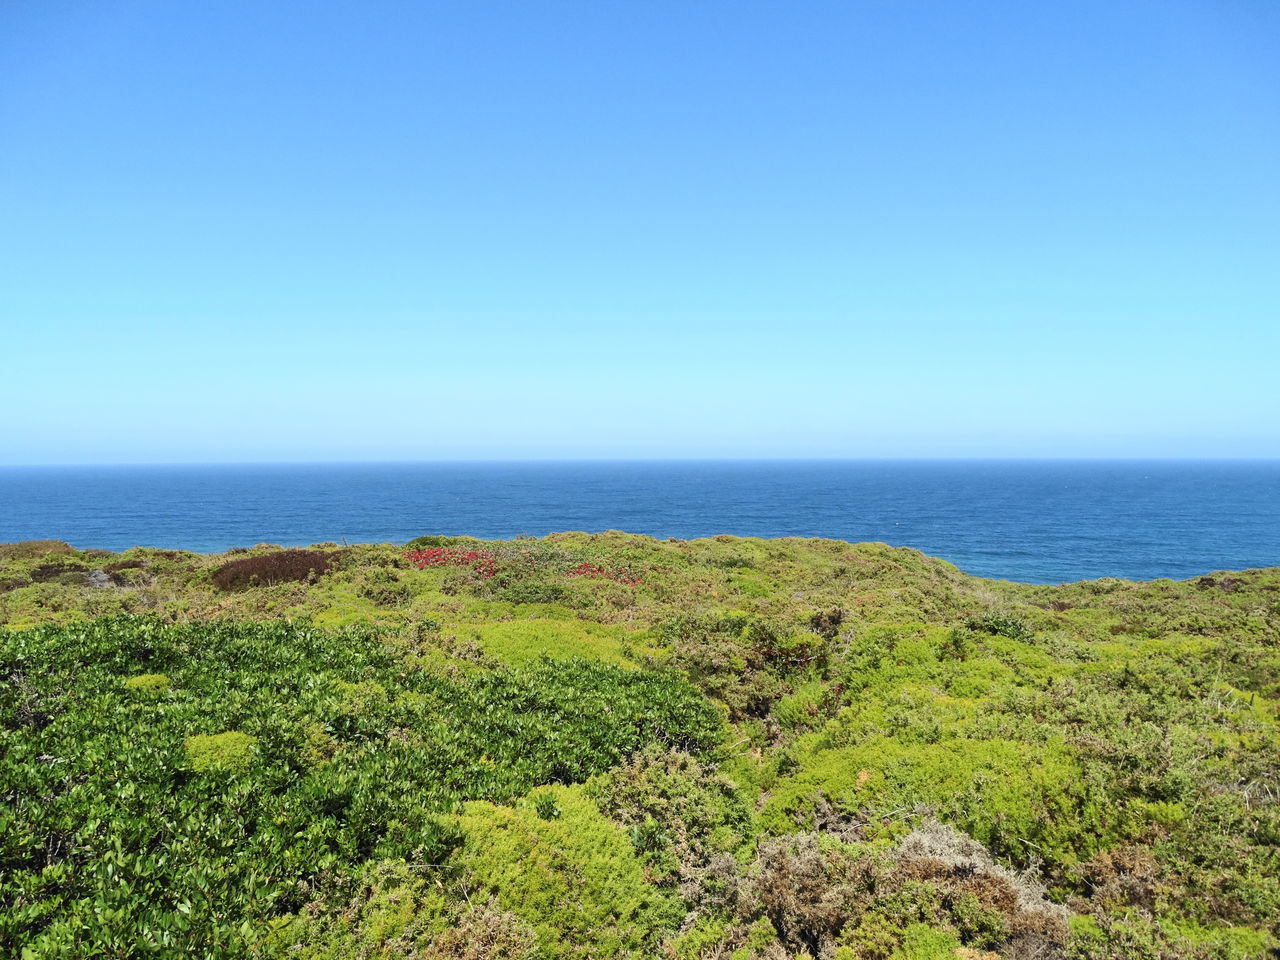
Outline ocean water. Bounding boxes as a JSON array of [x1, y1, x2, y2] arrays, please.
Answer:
[[1, 460, 1277, 584]]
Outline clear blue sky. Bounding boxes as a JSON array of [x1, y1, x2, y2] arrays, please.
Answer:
[[2, 0, 1277, 463]]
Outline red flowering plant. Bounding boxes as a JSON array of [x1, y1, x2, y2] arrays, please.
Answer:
[[405, 547, 497, 579], [566, 561, 644, 586]]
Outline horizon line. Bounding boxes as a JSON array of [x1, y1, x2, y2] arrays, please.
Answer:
[[4, 455, 1280, 469]]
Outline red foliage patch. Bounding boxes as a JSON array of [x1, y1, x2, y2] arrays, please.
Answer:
[[405, 548, 497, 579]]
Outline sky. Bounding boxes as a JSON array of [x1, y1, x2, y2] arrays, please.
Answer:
[[2, 0, 1277, 464]]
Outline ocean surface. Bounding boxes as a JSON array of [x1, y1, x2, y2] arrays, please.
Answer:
[[1, 460, 1277, 584]]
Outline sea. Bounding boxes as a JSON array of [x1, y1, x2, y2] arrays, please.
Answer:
[[1, 460, 1277, 585]]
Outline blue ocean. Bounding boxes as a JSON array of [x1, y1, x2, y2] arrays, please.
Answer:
[[1, 460, 1277, 585]]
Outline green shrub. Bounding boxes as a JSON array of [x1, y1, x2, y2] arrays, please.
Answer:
[[497, 580, 567, 605], [456, 785, 682, 958], [0, 617, 721, 955], [890, 923, 963, 960], [405, 535, 478, 550], [357, 568, 412, 606], [965, 613, 1033, 642], [2, 534, 1278, 959], [420, 902, 539, 959], [809, 607, 845, 640], [774, 680, 831, 731], [663, 614, 791, 719], [123, 672, 171, 695], [185, 731, 257, 773], [588, 745, 750, 886], [0, 539, 76, 561], [261, 860, 451, 959]]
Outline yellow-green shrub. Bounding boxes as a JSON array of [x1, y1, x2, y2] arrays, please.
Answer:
[[123, 672, 171, 695], [455, 785, 681, 958], [184, 731, 257, 773]]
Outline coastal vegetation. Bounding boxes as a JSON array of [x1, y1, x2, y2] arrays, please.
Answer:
[[2, 534, 1277, 958]]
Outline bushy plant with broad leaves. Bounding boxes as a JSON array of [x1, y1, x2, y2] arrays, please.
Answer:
[[0, 616, 722, 956]]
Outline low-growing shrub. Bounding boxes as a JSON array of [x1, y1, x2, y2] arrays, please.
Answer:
[[262, 860, 452, 958], [357, 568, 413, 606], [496, 580, 567, 605], [567, 562, 644, 585], [184, 731, 257, 773], [0, 540, 76, 561], [103, 558, 147, 574], [724, 825, 1067, 960], [420, 902, 539, 960], [588, 745, 750, 889], [30, 561, 89, 584], [123, 672, 171, 695], [405, 535, 477, 550], [809, 607, 845, 640], [456, 785, 682, 958], [2, 534, 1278, 959], [965, 612, 1033, 642], [940, 626, 978, 661], [708, 556, 755, 569], [211, 549, 334, 591], [1, 617, 723, 955], [891, 820, 1070, 950], [662, 614, 809, 720]]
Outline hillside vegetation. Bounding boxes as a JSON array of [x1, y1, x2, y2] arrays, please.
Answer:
[[2, 534, 1278, 959]]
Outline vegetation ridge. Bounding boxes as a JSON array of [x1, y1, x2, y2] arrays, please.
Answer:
[[2, 533, 1277, 959]]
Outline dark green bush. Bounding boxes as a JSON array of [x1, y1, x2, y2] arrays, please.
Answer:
[[965, 612, 1033, 641], [709, 556, 755, 569], [0, 617, 722, 955], [356, 568, 412, 606]]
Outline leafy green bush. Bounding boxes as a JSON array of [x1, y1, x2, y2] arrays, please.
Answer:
[[260, 860, 451, 958], [356, 567, 412, 606], [662, 613, 800, 720], [404, 535, 479, 550], [964, 612, 1033, 641], [0, 617, 722, 955]]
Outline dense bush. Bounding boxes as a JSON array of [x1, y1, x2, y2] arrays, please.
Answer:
[[123, 672, 171, 695], [663, 613, 826, 720], [588, 745, 750, 890], [211, 549, 335, 591], [355, 567, 413, 606], [0, 617, 722, 955], [184, 730, 258, 773], [455, 785, 682, 957], [964, 611, 1033, 641], [808, 607, 845, 640]]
